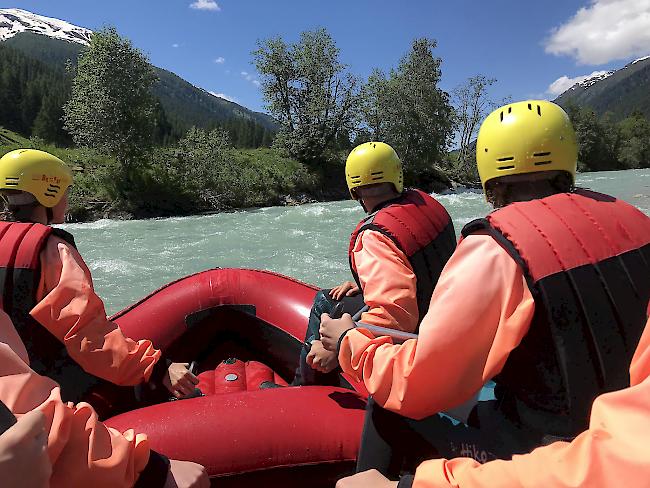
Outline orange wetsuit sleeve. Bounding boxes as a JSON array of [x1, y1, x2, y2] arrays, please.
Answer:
[[351, 230, 419, 332], [411, 317, 650, 488], [339, 233, 535, 419], [30, 237, 161, 386], [0, 310, 152, 488]]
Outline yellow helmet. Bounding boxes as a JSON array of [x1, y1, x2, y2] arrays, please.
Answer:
[[345, 142, 404, 198], [0, 149, 73, 207], [476, 100, 577, 189]]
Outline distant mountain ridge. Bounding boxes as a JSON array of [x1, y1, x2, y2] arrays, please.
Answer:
[[0, 8, 276, 133], [554, 55, 650, 120]]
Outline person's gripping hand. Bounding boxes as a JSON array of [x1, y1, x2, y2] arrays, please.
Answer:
[[329, 281, 360, 301], [0, 410, 51, 488], [306, 340, 339, 373], [163, 362, 199, 399], [336, 469, 399, 488], [164, 460, 209, 488], [320, 313, 355, 352]]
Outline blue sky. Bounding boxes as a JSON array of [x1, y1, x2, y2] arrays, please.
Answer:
[[8, 0, 650, 113]]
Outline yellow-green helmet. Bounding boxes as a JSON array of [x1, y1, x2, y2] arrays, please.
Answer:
[[345, 142, 404, 198], [476, 100, 577, 189], [0, 149, 72, 207]]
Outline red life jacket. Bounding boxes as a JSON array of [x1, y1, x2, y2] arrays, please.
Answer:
[[462, 189, 650, 437], [348, 189, 456, 327], [0, 221, 104, 404]]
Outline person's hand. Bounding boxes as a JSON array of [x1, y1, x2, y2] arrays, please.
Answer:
[[320, 313, 355, 351], [0, 409, 51, 488], [306, 340, 339, 373], [163, 363, 199, 399], [329, 281, 360, 301], [164, 460, 209, 488], [335, 469, 399, 488]]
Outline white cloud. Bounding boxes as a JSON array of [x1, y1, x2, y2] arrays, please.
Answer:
[[239, 71, 260, 88], [547, 70, 611, 96], [545, 0, 650, 64], [172, 43, 179, 48], [214, 57, 225, 64], [524, 92, 552, 101], [190, 0, 220, 11], [209, 91, 237, 103]]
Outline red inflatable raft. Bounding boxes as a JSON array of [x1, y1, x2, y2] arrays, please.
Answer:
[[102, 268, 368, 487]]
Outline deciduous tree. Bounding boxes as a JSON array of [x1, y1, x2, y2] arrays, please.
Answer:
[[360, 39, 454, 185], [253, 28, 358, 165], [452, 75, 498, 179], [63, 27, 157, 184]]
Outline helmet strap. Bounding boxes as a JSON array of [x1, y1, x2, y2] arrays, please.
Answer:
[[358, 198, 368, 213], [46, 207, 54, 225]]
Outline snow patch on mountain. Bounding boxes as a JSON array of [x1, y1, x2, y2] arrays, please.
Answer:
[[548, 70, 613, 96], [209, 91, 238, 103], [576, 70, 614, 89], [0, 8, 92, 45], [631, 55, 650, 65]]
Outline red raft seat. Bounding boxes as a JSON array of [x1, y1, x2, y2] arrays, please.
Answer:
[[197, 359, 288, 395]]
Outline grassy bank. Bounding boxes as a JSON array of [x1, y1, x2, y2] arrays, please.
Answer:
[[1, 127, 349, 222]]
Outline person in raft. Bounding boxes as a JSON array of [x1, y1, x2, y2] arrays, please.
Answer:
[[337, 316, 650, 488], [320, 100, 650, 474], [292, 141, 456, 386], [0, 308, 209, 488], [0, 149, 198, 412]]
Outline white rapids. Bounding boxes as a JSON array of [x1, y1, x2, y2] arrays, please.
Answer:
[[61, 168, 650, 314]]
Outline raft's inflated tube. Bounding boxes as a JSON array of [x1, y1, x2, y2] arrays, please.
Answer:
[[106, 386, 365, 478], [101, 268, 368, 486]]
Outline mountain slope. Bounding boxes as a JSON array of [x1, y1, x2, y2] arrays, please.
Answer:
[[0, 8, 91, 44], [0, 9, 276, 133], [0, 127, 30, 146], [554, 56, 650, 120]]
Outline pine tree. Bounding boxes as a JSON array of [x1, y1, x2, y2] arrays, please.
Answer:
[[32, 95, 61, 142]]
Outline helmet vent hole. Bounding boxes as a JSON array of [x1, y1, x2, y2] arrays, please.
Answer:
[[537, 105, 542, 116], [498, 165, 515, 170], [500, 111, 504, 122], [508, 107, 512, 113], [44, 192, 56, 197], [497, 156, 515, 162], [371, 171, 384, 176], [533, 152, 551, 157], [4, 177, 19, 186], [534, 161, 552, 166], [528, 103, 532, 110]]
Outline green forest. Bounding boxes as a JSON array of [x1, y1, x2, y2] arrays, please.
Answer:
[[1, 26, 649, 222], [0, 39, 274, 149]]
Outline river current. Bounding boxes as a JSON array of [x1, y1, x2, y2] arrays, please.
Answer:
[[62, 168, 650, 315]]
